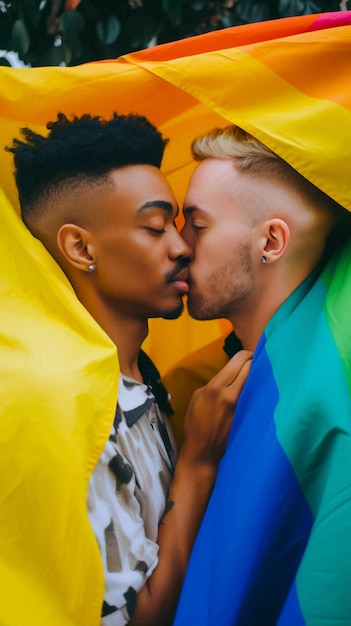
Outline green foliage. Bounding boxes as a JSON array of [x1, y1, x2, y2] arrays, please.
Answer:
[[11, 18, 31, 57], [162, 0, 186, 25], [0, 0, 344, 67]]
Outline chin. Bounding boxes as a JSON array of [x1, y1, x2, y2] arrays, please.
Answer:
[[187, 297, 213, 321], [161, 302, 184, 320]]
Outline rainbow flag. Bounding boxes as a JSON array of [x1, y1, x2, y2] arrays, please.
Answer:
[[1, 12, 350, 372], [0, 11, 350, 626], [174, 238, 351, 625]]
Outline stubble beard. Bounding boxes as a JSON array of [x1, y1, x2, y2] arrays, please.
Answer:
[[187, 246, 253, 321]]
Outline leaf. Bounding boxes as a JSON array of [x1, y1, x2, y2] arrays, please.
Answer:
[[10, 18, 30, 57], [188, 0, 206, 8], [0, 2, 16, 50], [0, 55, 11, 66], [19, 0, 41, 38], [60, 9, 85, 61], [61, 9, 85, 36], [96, 14, 121, 45], [234, 0, 275, 23], [278, 0, 321, 16], [162, 0, 186, 26], [34, 42, 65, 65], [123, 10, 156, 50]]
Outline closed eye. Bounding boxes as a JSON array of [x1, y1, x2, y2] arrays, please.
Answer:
[[146, 227, 166, 234], [191, 223, 206, 232]]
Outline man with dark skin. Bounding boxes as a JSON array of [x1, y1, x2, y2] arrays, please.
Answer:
[[5, 113, 251, 626]]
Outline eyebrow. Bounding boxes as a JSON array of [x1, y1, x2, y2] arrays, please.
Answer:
[[138, 200, 177, 216], [183, 206, 201, 216]]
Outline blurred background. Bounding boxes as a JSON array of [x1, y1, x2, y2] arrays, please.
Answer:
[[0, 0, 349, 68]]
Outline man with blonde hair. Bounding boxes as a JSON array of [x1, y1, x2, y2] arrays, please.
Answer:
[[173, 125, 351, 625]]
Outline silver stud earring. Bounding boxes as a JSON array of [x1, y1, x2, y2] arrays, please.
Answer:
[[87, 263, 96, 272], [261, 256, 267, 264]]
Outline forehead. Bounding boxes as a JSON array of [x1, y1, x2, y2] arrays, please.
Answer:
[[77, 164, 178, 227], [184, 159, 249, 220], [109, 164, 176, 203]]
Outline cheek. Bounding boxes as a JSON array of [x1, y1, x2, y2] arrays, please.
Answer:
[[101, 235, 147, 265], [193, 233, 229, 262]]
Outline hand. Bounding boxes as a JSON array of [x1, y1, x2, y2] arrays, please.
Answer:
[[181, 350, 252, 466], [128, 351, 252, 626]]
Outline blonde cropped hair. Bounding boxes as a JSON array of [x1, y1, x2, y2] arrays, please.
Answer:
[[191, 125, 349, 224], [192, 125, 292, 178]]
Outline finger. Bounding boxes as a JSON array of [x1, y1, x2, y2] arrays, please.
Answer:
[[225, 358, 251, 394], [212, 349, 253, 388]]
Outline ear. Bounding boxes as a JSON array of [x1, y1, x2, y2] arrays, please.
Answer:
[[262, 219, 290, 263], [57, 224, 95, 271]]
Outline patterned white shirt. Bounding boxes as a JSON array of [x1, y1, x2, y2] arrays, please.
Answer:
[[88, 369, 177, 625]]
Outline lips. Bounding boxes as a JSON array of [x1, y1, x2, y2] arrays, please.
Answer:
[[169, 266, 190, 293], [172, 267, 190, 283]]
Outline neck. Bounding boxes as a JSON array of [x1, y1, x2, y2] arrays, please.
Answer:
[[230, 270, 308, 352], [107, 315, 148, 382], [229, 305, 272, 353], [73, 284, 148, 382]]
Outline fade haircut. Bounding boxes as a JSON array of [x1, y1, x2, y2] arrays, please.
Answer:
[[192, 125, 280, 173], [6, 112, 168, 224], [191, 124, 349, 224]]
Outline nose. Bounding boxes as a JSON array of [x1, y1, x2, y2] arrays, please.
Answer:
[[169, 227, 193, 261]]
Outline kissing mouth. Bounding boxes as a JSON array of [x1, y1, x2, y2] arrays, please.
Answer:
[[167, 264, 190, 293], [171, 266, 190, 283]]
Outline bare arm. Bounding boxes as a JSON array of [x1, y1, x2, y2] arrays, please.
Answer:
[[128, 349, 252, 626]]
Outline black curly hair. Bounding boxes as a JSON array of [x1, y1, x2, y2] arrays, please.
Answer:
[[6, 112, 169, 221]]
